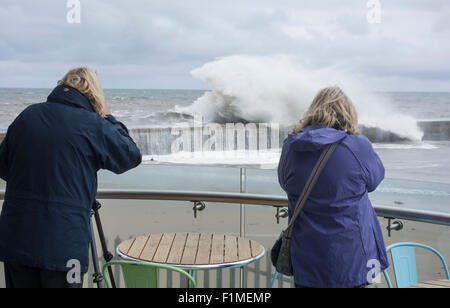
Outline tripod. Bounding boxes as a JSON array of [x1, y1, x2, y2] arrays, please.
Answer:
[[89, 200, 116, 288]]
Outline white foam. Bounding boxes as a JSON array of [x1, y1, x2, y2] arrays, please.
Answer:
[[373, 143, 439, 150], [177, 55, 424, 141], [377, 187, 450, 197], [143, 149, 281, 168]]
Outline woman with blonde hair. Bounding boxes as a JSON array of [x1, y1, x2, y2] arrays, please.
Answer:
[[278, 86, 389, 288], [0, 67, 142, 288]]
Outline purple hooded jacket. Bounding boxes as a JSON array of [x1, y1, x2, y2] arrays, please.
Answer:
[[278, 125, 389, 288]]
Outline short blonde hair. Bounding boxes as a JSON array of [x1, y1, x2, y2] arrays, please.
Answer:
[[295, 86, 359, 135], [58, 67, 107, 117]]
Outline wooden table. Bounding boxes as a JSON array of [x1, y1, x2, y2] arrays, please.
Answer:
[[408, 279, 450, 288], [117, 232, 265, 270]]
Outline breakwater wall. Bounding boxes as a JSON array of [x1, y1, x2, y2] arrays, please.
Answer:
[[1, 120, 449, 156]]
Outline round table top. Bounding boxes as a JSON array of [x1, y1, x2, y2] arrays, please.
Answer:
[[117, 232, 265, 269]]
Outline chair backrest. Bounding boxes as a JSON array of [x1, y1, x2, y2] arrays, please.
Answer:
[[102, 260, 197, 288], [383, 242, 450, 288]]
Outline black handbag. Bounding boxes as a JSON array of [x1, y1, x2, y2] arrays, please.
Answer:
[[271, 142, 339, 276]]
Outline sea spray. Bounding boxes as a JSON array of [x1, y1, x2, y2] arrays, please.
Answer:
[[177, 55, 423, 141]]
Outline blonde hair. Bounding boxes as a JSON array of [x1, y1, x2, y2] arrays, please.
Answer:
[[58, 67, 107, 117], [295, 86, 359, 135]]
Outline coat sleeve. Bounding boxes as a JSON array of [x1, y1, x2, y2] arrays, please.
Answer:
[[0, 132, 8, 181], [358, 137, 385, 192], [97, 115, 142, 174]]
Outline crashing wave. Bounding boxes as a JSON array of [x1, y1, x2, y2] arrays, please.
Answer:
[[176, 55, 423, 141]]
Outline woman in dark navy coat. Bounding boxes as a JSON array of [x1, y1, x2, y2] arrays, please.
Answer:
[[278, 87, 389, 288], [0, 67, 142, 288]]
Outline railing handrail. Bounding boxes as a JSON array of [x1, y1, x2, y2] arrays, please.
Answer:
[[1, 189, 450, 226], [96, 189, 288, 206]]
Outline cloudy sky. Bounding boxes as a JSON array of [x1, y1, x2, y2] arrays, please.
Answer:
[[0, 0, 449, 91]]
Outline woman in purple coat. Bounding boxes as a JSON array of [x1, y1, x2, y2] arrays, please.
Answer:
[[278, 86, 389, 288]]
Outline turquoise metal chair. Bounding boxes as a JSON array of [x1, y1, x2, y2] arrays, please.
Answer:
[[102, 260, 197, 288], [383, 242, 450, 288]]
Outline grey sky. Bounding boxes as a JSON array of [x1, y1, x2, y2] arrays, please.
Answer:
[[0, 0, 449, 91]]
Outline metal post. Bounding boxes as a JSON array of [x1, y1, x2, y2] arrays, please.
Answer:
[[239, 167, 247, 288], [240, 167, 247, 237]]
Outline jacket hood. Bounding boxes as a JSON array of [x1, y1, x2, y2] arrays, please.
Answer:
[[286, 125, 348, 152], [47, 85, 94, 113]]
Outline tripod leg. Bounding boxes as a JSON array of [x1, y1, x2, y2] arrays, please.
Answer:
[[90, 213, 104, 288], [93, 200, 117, 288]]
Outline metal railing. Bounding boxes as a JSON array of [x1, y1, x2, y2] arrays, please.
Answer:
[[1, 189, 450, 227], [93, 189, 450, 227]]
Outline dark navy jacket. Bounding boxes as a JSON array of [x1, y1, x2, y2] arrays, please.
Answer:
[[278, 125, 389, 288], [0, 85, 142, 273]]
